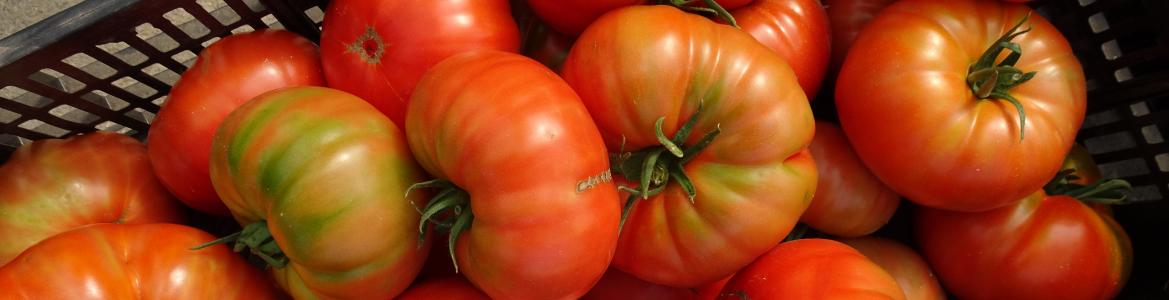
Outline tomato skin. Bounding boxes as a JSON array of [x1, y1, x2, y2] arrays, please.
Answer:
[[0, 223, 280, 299], [715, 0, 755, 9], [582, 268, 698, 300], [407, 50, 619, 300], [834, 0, 1086, 212], [729, 0, 831, 98], [526, 0, 647, 35], [0, 132, 184, 265], [397, 276, 489, 300], [319, 0, 519, 127], [915, 191, 1131, 300], [840, 237, 945, 300], [695, 275, 733, 300], [803, 121, 898, 237], [719, 239, 906, 300], [147, 29, 323, 216], [562, 5, 817, 287], [210, 87, 429, 299], [824, 0, 896, 72]]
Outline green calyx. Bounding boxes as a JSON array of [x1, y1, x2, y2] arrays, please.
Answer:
[[1043, 168, 1132, 205], [406, 179, 472, 273], [660, 0, 739, 28], [192, 221, 289, 269], [610, 103, 721, 231], [967, 13, 1037, 141]]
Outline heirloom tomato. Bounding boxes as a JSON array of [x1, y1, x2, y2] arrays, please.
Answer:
[[407, 50, 619, 300], [719, 238, 905, 299], [841, 237, 945, 300], [835, 0, 1086, 212], [916, 176, 1132, 300], [728, 0, 831, 97], [0, 224, 279, 299], [0, 132, 183, 265], [209, 87, 429, 299], [148, 29, 323, 216], [319, 0, 519, 126], [802, 121, 898, 237], [562, 5, 817, 287]]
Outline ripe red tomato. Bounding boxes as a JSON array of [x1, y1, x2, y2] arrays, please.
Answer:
[[319, 0, 519, 126], [802, 121, 899, 237], [840, 237, 946, 300], [824, 0, 896, 72], [513, 0, 576, 71], [397, 276, 489, 300], [562, 5, 817, 287], [916, 190, 1131, 300], [582, 268, 697, 300], [835, 0, 1086, 212], [407, 50, 619, 299], [695, 276, 733, 300], [210, 87, 430, 299], [715, 0, 754, 9], [729, 0, 831, 98], [525, 0, 647, 35], [0, 132, 184, 265], [147, 29, 323, 216], [719, 239, 906, 299], [0, 223, 280, 299]]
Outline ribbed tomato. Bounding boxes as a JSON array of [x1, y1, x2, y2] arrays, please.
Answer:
[[0, 223, 279, 299], [406, 50, 619, 299], [397, 276, 489, 300], [835, 0, 1086, 212], [562, 5, 817, 287], [0, 132, 183, 265], [525, 0, 646, 35], [209, 87, 429, 299]]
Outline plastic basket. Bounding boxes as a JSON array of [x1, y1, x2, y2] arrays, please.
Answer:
[[0, 0, 1165, 297]]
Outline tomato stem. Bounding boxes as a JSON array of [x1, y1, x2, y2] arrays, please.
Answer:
[[407, 179, 472, 273], [610, 104, 720, 229], [662, 0, 740, 28], [191, 221, 289, 269], [1044, 168, 1132, 205], [966, 13, 1036, 141]]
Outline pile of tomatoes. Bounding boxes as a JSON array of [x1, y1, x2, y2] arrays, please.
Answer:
[[0, 0, 1134, 299]]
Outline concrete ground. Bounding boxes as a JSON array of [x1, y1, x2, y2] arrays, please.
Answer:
[[0, 0, 82, 39]]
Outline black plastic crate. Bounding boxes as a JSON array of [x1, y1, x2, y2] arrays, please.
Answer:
[[0, 0, 326, 159], [0, 0, 1165, 298]]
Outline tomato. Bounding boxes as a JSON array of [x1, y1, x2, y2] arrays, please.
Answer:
[[802, 121, 898, 237], [728, 0, 831, 97], [1062, 143, 1101, 184], [0, 223, 279, 299], [0, 132, 184, 265], [719, 238, 906, 299], [835, 0, 1086, 212], [916, 188, 1131, 300], [525, 0, 646, 35], [397, 276, 489, 300], [319, 0, 519, 127], [406, 50, 619, 299], [209, 87, 429, 299], [840, 237, 945, 300], [147, 29, 323, 216], [582, 268, 697, 300], [562, 5, 817, 287], [824, 0, 895, 72]]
